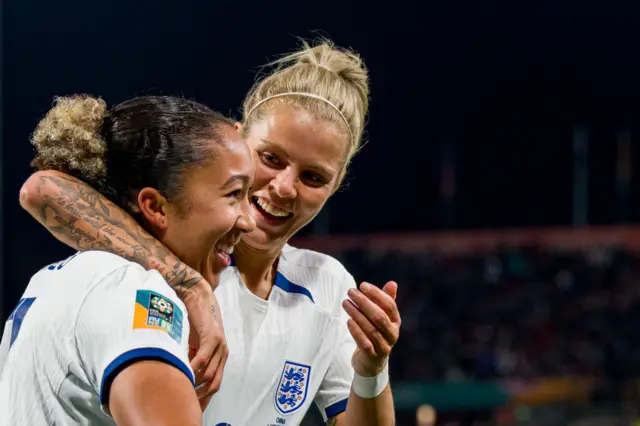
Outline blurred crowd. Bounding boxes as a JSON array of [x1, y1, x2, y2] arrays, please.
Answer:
[[338, 245, 640, 384], [299, 237, 640, 425]]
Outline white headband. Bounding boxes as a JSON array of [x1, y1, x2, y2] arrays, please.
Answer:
[[245, 92, 354, 143]]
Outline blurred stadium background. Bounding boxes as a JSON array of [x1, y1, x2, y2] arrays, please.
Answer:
[[4, 0, 640, 424]]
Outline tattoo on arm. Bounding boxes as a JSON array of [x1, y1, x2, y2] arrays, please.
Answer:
[[326, 418, 337, 426], [31, 174, 203, 291]]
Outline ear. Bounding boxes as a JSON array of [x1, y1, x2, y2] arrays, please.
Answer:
[[233, 122, 243, 133], [137, 187, 170, 230]]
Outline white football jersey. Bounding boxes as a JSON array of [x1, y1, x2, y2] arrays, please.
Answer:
[[0, 251, 193, 426], [204, 244, 357, 426]]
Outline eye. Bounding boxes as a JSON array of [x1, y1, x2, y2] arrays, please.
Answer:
[[301, 171, 328, 187], [259, 152, 281, 167], [227, 189, 242, 199]]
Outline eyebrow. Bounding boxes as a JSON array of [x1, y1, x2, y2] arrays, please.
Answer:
[[220, 174, 250, 191]]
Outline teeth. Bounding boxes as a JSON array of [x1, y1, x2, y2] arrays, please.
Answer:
[[255, 197, 291, 218], [216, 245, 234, 255]]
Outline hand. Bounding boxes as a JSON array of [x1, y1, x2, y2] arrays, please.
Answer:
[[342, 281, 401, 377], [179, 280, 229, 411]]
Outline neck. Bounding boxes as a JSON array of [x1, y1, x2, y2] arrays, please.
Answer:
[[234, 240, 284, 298]]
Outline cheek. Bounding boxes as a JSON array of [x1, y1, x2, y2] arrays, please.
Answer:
[[296, 190, 331, 221], [204, 206, 238, 232], [184, 201, 238, 236], [252, 162, 276, 192]]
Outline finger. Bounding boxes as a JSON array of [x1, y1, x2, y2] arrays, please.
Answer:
[[196, 342, 228, 398], [196, 344, 224, 392], [343, 299, 391, 356], [348, 288, 398, 344], [199, 393, 214, 412], [214, 345, 229, 390], [360, 282, 401, 324], [382, 281, 398, 300], [190, 339, 215, 373], [207, 346, 229, 397], [346, 317, 376, 358], [205, 344, 228, 398], [192, 336, 219, 387], [188, 327, 206, 372]]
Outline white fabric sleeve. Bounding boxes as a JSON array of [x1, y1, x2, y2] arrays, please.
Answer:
[[314, 274, 358, 421], [0, 313, 12, 378], [73, 264, 193, 407]]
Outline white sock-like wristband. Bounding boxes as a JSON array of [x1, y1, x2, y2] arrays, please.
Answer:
[[352, 362, 389, 399]]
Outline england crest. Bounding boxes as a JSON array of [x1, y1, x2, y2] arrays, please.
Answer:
[[274, 360, 311, 415]]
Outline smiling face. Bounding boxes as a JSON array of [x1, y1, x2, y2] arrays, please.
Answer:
[[240, 103, 350, 251], [146, 126, 256, 283]]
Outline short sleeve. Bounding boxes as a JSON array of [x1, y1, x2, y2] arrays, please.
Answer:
[[314, 274, 357, 421], [0, 315, 11, 378], [74, 264, 193, 408]]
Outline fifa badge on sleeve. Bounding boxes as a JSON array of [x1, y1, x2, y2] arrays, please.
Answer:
[[132, 290, 183, 344]]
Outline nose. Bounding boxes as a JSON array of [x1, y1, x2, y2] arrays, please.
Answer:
[[270, 167, 297, 199], [237, 197, 256, 233]]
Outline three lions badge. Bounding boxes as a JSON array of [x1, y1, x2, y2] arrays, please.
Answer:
[[274, 361, 311, 415]]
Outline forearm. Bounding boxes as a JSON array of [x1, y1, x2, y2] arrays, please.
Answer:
[[339, 385, 395, 426], [20, 170, 202, 293]]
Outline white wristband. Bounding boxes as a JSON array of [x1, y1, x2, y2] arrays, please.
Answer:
[[352, 362, 389, 399]]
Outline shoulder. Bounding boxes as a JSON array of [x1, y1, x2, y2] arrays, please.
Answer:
[[38, 250, 143, 278], [281, 244, 352, 279], [41, 251, 178, 302], [72, 251, 187, 342], [26, 251, 148, 296]]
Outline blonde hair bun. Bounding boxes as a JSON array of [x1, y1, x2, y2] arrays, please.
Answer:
[[31, 95, 108, 184]]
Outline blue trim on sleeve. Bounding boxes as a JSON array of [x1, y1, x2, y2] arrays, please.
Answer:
[[9, 297, 36, 347], [274, 272, 314, 303], [99, 347, 194, 405], [325, 398, 348, 418]]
